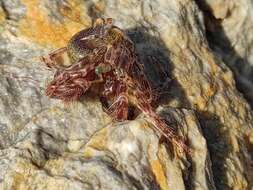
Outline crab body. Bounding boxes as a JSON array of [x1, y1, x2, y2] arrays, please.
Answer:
[[41, 18, 189, 154]]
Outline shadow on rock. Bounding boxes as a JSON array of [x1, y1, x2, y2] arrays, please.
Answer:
[[195, 0, 253, 108], [125, 26, 191, 109], [197, 111, 231, 190]]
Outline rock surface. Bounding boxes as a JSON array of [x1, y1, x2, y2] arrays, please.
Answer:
[[196, 0, 253, 106], [0, 0, 252, 190]]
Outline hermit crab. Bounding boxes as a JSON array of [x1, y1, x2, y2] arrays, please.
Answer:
[[41, 18, 190, 154]]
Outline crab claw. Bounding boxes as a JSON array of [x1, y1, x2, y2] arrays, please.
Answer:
[[45, 72, 92, 102], [45, 82, 82, 102]]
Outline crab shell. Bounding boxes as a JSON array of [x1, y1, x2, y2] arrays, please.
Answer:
[[45, 18, 135, 102]]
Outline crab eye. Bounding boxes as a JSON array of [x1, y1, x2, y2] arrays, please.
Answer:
[[95, 67, 102, 74]]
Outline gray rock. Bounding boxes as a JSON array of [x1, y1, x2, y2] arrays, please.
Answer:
[[0, 0, 252, 190], [0, 0, 26, 21]]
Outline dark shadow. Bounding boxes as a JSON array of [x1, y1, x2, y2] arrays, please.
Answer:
[[197, 111, 231, 190], [35, 127, 66, 161], [195, 0, 253, 108], [125, 27, 191, 109]]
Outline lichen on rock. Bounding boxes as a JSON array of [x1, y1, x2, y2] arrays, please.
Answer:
[[0, 0, 253, 190]]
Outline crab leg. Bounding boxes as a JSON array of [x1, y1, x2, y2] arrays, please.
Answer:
[[102, 80, 129, 121], [40, 47, 67, 69], [133, 85, 190, 154], [106, 94, 128, 121]]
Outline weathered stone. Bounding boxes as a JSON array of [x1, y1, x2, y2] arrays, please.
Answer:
[[196, 0, 253, 106], [0, 0, 252, 190]]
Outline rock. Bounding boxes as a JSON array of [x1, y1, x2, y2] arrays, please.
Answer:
[[0, 0, 253, 190], [0, 108, 214, 190], [196, 0, 253, 106]]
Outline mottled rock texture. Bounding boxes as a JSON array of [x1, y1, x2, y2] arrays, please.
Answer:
[[196, 0, 253, 106], [0, 0, 252, 190]]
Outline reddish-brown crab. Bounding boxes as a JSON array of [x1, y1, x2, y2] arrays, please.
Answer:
[[41, 18, 190, 154]]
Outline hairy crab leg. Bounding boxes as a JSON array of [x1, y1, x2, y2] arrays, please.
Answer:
[[144, 56, 172, 104], [126, 58, 190, 153], [40, 47, 67, 69], [101, 80, 129, 121], [132, 84, 190, 154], [106, 93, 128, 121]]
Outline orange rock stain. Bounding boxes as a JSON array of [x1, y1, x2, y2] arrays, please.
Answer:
[[150, 159, 169, 190], [0, 6, 6, 24], [19, 0, 91, 47]]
